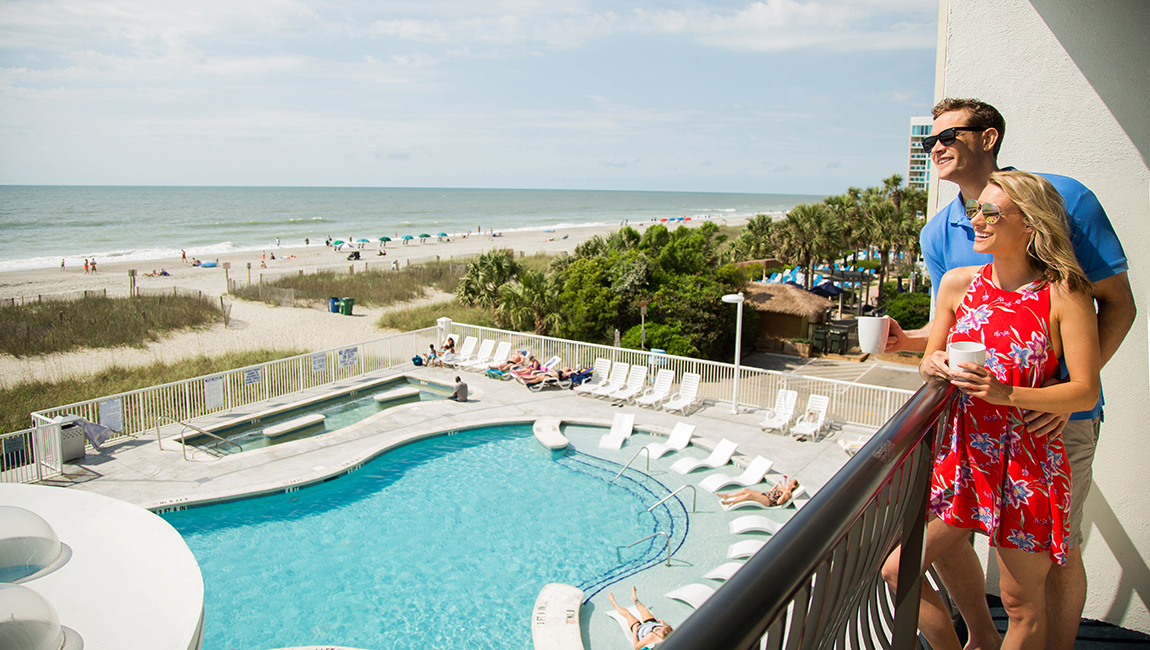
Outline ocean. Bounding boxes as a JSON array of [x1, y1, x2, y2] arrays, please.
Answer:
[[0, 186, 821, 272]]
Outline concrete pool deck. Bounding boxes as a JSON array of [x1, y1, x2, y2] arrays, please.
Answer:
[[44, 362, 884, 649]]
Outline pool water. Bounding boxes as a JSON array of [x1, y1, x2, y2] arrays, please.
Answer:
[[163, 424, 688, 650], [195, 379, 450, 452]]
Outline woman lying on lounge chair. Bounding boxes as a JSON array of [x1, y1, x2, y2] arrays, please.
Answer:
[[718, 478, 799, 508], [496, 351, 527, 372], [608, 587, 673, 649], [522, 367, 576, 386]]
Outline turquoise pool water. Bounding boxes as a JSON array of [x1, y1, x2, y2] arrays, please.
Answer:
[[193, 379, 450, 452], [162, 424, 689, 650]]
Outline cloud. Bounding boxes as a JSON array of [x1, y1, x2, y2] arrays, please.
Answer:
[[772, 164, 792, 172], [824, 161, 842, 169]]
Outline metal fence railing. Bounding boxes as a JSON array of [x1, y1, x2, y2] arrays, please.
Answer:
[[23, 327, 439, 464], [9, 321, 913, 484], [659, 379, 956, 650], [0, 423, 62, 484], [441, 321, 915, 429]]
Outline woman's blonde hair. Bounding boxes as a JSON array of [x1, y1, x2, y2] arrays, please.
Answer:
[[987, 170, 1092, 294]]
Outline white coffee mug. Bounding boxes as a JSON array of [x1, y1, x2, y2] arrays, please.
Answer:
[[856, 316, 890, 354], [947, 341, 987, 373]]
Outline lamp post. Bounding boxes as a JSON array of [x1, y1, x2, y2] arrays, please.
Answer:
[[722, 292, 745, 414]]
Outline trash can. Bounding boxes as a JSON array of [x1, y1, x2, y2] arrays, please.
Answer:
[[340, 297, 355, 315], [329, 297, 341, 313]]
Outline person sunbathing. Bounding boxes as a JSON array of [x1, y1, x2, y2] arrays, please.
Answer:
[[522, 367, 575, 385], [511, 356, 541, 377], [496, 351, 526, 372], [718, 478, 800, 508], [608, 587, 673, 649]]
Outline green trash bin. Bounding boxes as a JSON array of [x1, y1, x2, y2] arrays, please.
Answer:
[[340, 297, 354, 315]]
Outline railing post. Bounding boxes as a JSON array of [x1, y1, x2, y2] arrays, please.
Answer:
[[891, 419, 942, 648]]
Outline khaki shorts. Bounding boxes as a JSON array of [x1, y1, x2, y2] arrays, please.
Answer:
[[1062, 417, 1101, 549]]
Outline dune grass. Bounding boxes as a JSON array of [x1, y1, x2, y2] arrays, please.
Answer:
[[0, 349, 304, 432], [0, 295, 223, 357], [377, 298, 497, 332], [231, 261, 466, 307]]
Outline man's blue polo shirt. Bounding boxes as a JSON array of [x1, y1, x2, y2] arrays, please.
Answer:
[[919, 170, 1128, 421]]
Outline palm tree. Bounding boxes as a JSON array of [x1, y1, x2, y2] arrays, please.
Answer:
[[456, 249, 521, 310], [496, 270, 563, 335], [773, 203, 841, 289]]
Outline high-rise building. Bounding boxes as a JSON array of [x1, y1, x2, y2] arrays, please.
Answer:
[[907, 116, 933, 193]]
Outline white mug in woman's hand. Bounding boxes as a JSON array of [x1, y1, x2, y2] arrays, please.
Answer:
[[947, 342, 987, 374]]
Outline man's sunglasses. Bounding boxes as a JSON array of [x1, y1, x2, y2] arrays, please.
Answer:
[[921, 126, 986, 152], [964, 200, 1008, 225]]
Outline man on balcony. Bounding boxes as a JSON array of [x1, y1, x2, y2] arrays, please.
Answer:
[[885, 97, 1136, 649]]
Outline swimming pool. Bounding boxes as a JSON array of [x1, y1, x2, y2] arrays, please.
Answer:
[[189, 378, 451, 453], [162, 423, 689, 650]]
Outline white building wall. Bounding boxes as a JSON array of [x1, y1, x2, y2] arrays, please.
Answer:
[[934, 0, 1150, 633]]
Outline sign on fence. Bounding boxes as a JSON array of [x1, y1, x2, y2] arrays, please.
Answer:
[[98, 398, 124, 432], [311, 353, 327, 373], [204, 375, 224, 409], [243, 368, 261, 385], [338, 346, 359, 368]]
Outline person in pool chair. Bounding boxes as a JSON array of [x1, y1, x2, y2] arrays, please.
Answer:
[[718, 478, 800, 508], [608, 586, 673, 649]]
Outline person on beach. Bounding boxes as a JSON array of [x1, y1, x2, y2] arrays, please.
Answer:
[[90, 258, 96, 274], [882, 98, 1135, 650], [60, 259, 65, 271], [84, 259, 89, 274], [449, 377, 468, 402], [607, 587, 673, 649], [181, 249, 186, 263], [882, 171, 1101, 650], [718, 478, 799, 508]]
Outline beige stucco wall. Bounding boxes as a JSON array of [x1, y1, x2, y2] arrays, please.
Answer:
[[933, 0, 1150, 633]]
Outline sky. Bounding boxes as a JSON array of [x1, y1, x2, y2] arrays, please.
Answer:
[[0, 0, 938, 194]]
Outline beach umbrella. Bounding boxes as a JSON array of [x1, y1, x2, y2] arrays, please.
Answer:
[[437, 232, 448, 237], [332, 240, 345, 246], [357, 238, 370, 243], [402, 235, 414, 240], [378, 236, 391, 242], [419, 233, 431, 239], [660, 218, 668, 222]]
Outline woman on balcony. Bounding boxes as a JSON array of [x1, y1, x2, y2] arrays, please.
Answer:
[[883, 171, 1100, 650]]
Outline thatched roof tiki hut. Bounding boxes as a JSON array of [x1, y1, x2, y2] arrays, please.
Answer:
[[742, 282, 832, 347]]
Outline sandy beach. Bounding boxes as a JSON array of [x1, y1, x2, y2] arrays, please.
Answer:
[[0, 216, 749, 388]]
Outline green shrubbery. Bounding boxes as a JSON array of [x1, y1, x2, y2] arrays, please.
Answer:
[[884, 291, 931, 330], [232, 262, 464, 307]]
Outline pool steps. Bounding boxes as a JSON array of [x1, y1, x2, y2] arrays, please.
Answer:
[[263, 414, 325, 438], [532, 418, 568, 451], [532, 583, 584, 650], [373, 386, 422, 403]]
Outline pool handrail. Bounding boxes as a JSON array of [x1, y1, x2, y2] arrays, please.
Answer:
[[156, 416, 242, 460]]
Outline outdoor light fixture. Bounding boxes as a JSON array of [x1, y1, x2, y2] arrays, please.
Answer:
[[721, 292, 745, 414]]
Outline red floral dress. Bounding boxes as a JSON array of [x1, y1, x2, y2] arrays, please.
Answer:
[[929, 264, 1070, 565]]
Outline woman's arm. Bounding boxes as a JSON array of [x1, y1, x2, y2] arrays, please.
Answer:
[[919, 267, 976, 382], [952, 283, 1100, 416]]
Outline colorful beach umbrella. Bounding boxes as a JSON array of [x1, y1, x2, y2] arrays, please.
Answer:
[[437, 232, 448, 237], [332, 240, 345, 246], [357, 238, 370, 243], [379, 236, 391, 242], [418, 233, 431, 239], [402, 235, 414, 240]]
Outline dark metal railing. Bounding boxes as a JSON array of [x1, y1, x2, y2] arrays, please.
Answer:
[[662, 378, 956, 650]]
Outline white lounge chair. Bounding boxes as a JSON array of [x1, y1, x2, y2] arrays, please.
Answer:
[[670, 438, 738, 475], [482, 341, 513, 371], [662, 372, 702, 415], [644, 422, 695, 460], [698, 455, 774, 493], [598, 413, 636, 450], [790, 394, 830, 440], [634, 368, 675, 408], [606, 607, 643, 640], [703, 561, 746, 582], [573, 358, 612, 395], [461, 340, 495, 371], [760, 389, 798, 431], [590, 361, 630, 397], [729, 514, 783, 535], [445, 336, 478, 369], [722, 484, 807, 511], [727, 539, 766, 559], [607, 365, 648, 403], [665, 584, 715, 610], [837, 434, 873, 456]]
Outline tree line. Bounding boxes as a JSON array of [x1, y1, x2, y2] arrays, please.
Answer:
[[456, 174, 928, 361]]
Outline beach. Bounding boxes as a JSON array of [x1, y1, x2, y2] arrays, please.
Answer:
[[0, 216, 750, 388]]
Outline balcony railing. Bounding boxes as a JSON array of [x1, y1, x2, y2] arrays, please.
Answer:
[[659, 378, 955, 650]]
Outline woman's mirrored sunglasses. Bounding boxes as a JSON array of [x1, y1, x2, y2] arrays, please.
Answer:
[[921, 126, 987, 152], [964, 200, 1007, 225]]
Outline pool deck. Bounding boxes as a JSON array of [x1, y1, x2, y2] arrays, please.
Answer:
[[45, 362, 880, 650], [50, 363, 873, 511]]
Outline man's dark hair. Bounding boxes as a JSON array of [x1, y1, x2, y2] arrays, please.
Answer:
[[932, 98, 1006, 157], [455, 376, 461, 382]]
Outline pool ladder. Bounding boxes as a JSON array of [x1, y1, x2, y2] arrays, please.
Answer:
[[156, 416, 242, 460], [609, 447, 650, 483], [648, 485, 697, 513], [619, 532, 672, 567]]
